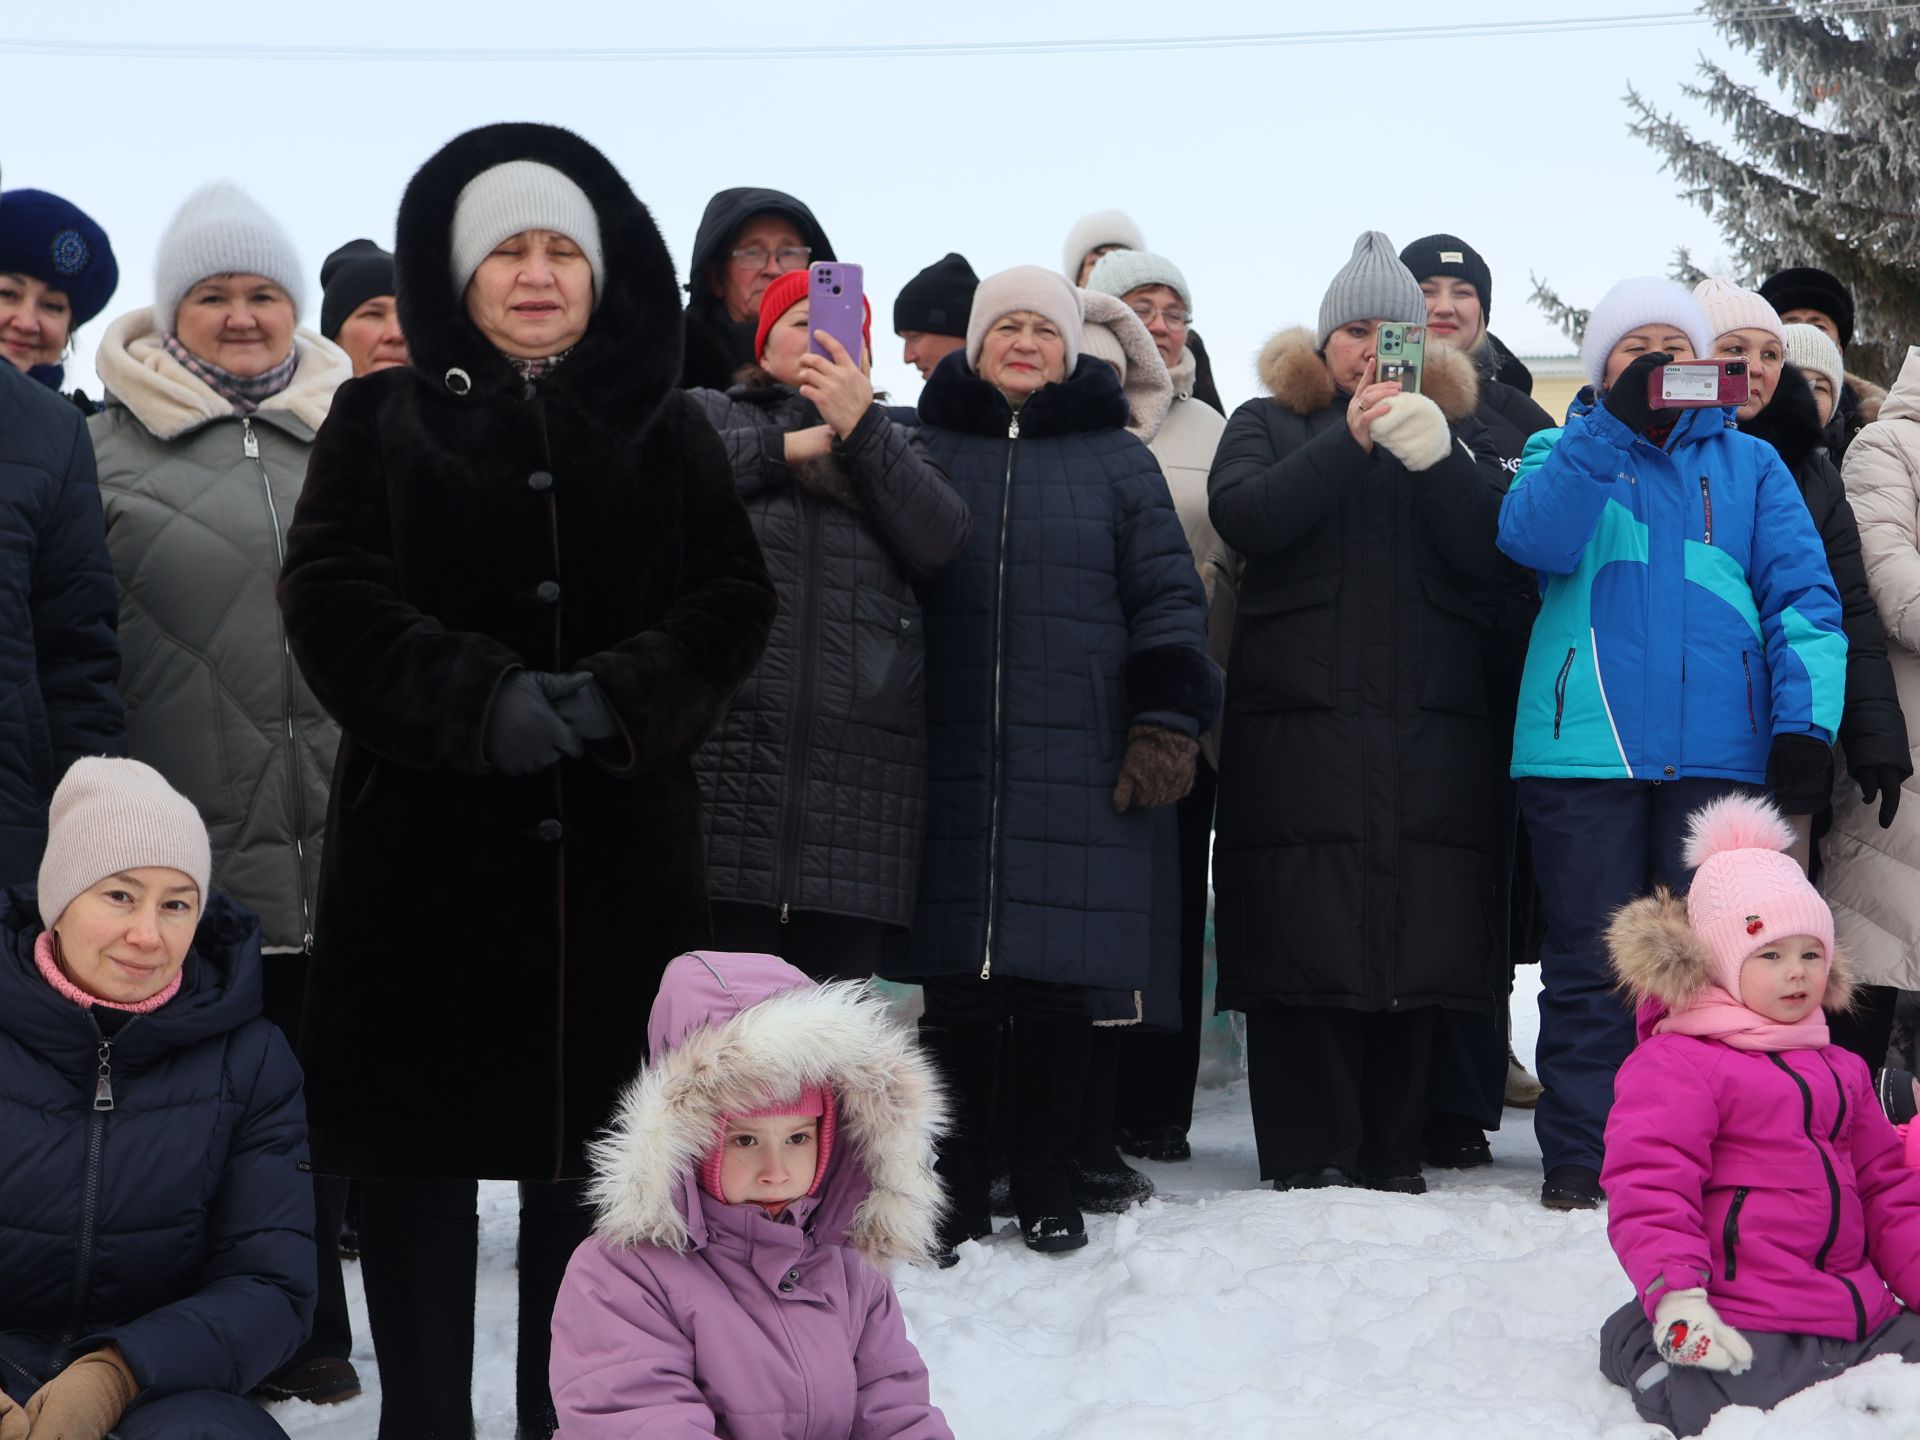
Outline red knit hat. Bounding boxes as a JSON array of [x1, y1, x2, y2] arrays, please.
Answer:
[[696, 1084, 837, 1205], [753, 269, 872, 361]]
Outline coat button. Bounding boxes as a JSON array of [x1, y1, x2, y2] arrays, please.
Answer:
[[528, 470, 553, 492], [787, 1268, 801, 1281], [778, 1280, 795, 1294], [535, 580, 561, 604], [535, 819, 563, 843]]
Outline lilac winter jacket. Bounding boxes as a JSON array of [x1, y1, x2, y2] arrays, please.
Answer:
[[550, 951, 953, 1440]]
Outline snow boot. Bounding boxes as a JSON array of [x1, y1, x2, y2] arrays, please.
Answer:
[[1505, 1043, 1544, 1108], [1425, 1112, 1494, 1169], [1366, 1173, 1428, 1195], [920, 1018, 1001, 1259], [1118, 1123, 1192, 1162], [1009, 1015, 1091, 1253], [1541, 1163, 1605, 1211], [1273, 1165, 1358, 1192], [1072, 1029, 1155, 1214]]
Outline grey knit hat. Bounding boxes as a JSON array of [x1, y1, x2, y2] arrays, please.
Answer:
[[1784, 322, 1846, 397], [37, 758, 212, 928], [1317, 231, 1426, 347], [153, 182, 307, 332], [1085, 250, 1192, 314], [449, 160, 606, 307]]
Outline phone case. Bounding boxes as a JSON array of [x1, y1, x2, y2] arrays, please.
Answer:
[[1376, 322, 1425, 394], [807, 263, 866, 365], [1648, 359, 1750, 409]]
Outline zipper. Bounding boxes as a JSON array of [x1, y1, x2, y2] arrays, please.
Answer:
[[1552, 647, 1576, 739], [63, 1018, 132, 1344], [1769, 1053, 1870, 1340], [1741, 651, 1756, 734], [245, 419, 314, 951], [1722, 1186, 1748, 1280], [775, 498, 826, 921], [1699, 474, 1713, 546], [981, 412, 1020, 980]]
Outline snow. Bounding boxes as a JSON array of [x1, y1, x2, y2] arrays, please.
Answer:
[[269, 970, 1920, 1439]]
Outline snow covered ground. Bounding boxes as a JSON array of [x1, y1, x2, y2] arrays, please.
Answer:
[[271, 970, 1920, 1439]]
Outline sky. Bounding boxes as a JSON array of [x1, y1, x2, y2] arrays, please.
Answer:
[[2, 0, 1775, 409]]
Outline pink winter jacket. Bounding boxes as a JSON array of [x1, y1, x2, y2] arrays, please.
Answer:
[[550, 951, 953, 1440]]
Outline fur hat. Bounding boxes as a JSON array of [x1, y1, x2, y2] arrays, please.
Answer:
[[449, 160, 605, 306], [1760, 266, 1854, 349], [893, 251, 977, 337], [1084, 250, 1192, 314], [1579, 276, 1715, 389], [0, 188, 119, 327], [1398, 233, 1491, 319], [319, 239, 396, 341], [1683, 794, 1835, 995], [153, 182, 306, 332], [1077, 288, 1173, 440], [1317, 231, 1425, 348], [1784, 322, 1846, 399], [1061, 209, 1145, 280], [37, 758, 212, 928], [1693, 276, 1784, 348], [753, 267, 872, 362], [695, 1084, 837, 1205], [966, 265, 1082, 373]]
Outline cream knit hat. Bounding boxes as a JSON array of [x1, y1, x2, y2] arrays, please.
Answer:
[[1784, 322, 1846, 397], [1693, 276, 1785, 348], [153, 182, 307, 332], [965, 265, 1084, 373], [37, 758, 212, 927], [449, 160, 606, 306]]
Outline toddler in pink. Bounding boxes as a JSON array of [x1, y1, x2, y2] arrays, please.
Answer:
[[1598, 793, 1920, 1434]]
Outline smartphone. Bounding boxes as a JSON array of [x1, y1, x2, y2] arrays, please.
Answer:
[[1648, 359, 1750, 409], [807, 262, 865, 366], [1375, 322, 1425, 394]]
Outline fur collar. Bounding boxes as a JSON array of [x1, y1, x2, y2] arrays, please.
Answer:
[[95, 306, 349, 441], [1255, 326, 1480, 422], [1741, 362, 1823, 472], [1608, 888, 1856, 1015], [1850, 372, 1887, 427], [917, 349, 1131, 439], [394, 122, 683, 423], [586, 966, 947, 1267]]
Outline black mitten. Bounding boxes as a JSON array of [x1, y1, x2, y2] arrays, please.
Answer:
[[1766, 733, 1835, 816], [483, 672, 584, 776], [1601, 352, 1672, 436], [1855, 765, 1904, 830]]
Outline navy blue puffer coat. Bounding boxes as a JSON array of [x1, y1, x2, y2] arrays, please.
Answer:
[[0, 886, 314, 1404], [892, 352, 1217, 1001]]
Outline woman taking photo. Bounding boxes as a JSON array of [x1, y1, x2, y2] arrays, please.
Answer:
[[278, 123, 774, 1439], [0, 187, 118, 400]]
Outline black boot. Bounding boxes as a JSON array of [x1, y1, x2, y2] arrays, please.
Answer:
[[1009, 1015, 1091, 1253], [1072, 1028, 1155, 1214], [919, 1018, 1002, 1260], [358, 1180, 479, 1440], [1424, 1112, 1493, 1169]]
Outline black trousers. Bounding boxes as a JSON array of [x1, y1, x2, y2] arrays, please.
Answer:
[[358, 1178, 593, 1440], [1829, 982, 1901, 1071], [1245, 1005, 1438, 1181], [708, 902, 888, 982]]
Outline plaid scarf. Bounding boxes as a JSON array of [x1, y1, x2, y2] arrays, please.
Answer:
[[161, 333, 300, 414], [505, 347, 573, 383]]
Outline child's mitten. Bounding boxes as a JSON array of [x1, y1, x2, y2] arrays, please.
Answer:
[[1654, 1288, 1753, 1374]]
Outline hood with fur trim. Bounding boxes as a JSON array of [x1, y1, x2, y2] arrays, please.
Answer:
[[1079, 288, 1172, 441], [586, 951, 947, 1266], [1255, 325, 1480, 422]]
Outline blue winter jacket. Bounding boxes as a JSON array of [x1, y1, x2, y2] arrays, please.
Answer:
[[1498, 395, 1846, 782], [0, 887, 314, 1403]]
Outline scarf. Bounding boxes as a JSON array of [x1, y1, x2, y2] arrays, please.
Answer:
[[161, 333, 299, 415], [35, 929, 181, 1014], [1648, 988, 1830, 1052], [505, 347, 573, 383]]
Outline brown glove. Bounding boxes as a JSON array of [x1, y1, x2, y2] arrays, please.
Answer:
[[0, 1389, 28, 1440], [21, 1348, 138, 1440], [1111, 724, 1199, 811]]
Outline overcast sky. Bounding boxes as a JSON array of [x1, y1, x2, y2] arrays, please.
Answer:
[[4, 0, 1770, 408]]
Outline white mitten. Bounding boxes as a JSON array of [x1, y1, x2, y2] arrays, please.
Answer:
[[1653, 1287, 1753, 1374], [1367, 391, 1452, 472]]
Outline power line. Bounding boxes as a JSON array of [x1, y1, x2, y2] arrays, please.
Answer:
[[3, 3, 1916, 62]]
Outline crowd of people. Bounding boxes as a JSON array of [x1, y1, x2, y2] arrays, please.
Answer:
[[4, 116, 1920, 1439]]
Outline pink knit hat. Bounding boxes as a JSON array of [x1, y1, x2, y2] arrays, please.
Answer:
[[696, 1083, 837, 1205], [1692, 276, 1786, 348], [37, 758, 211, 928], [1683, 793, 1834, 993]]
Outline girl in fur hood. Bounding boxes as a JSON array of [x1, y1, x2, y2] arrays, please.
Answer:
[[550, 951, 954, 1440], [1597, 793, 1920, 1436]]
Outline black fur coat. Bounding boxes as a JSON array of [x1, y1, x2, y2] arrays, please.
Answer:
[[277, 123, 776, 1180]]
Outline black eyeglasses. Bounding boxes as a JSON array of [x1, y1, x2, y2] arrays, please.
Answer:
[[730, 246, 812, 272]]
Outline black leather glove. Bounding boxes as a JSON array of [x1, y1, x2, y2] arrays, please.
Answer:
[[534, 671, 619, 743], [1601, 352, 1672, 436], [1856, 764, 1904, 829], [483, 671, 584, 776], [1766, 733, 1835, 816]]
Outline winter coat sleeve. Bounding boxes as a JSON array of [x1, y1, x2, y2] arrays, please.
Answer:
[[1843, 421, 1920, 658], [29, 406, 124, 768], [549, 1243, 718, 1438], [1599, 1039, 1722, 1318], [1207, 402, 1357, 560], [851, 1274, 953, 1440], [685, 387, 792, 502], [573, 397, 776, 776], [1749, 446, 1849, 744], [87, 1025, 315, 1398], [1843, 1058, 1920, 1307], [1408, 415, 1514, 587], [1114, 445, 1218, 736], [1496, 417, 1616, 575], [836, 406, 971, 583]]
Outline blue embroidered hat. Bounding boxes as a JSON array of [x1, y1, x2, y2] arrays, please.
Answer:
[[0, 188, 120, 327]]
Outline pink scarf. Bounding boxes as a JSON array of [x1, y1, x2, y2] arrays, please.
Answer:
[[35, 930, 181, 1014], [1650, 987, 1829, 1052]]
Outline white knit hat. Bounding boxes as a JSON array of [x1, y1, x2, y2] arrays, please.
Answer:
[[1783, 322, 1846, 397], [1061, 209, 1145, 280], [1085, 250, 1192, 314], [1579, 277, 1716, 388], [966, 265, 1083, 373], [153, 182, 307, 332], [1317, 232, 1426, 348], [37, 758, 212, 928], [449, 161, 606, 307], [1693, 276, 1785, 348]]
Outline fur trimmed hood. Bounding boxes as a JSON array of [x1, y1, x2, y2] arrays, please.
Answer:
[[1255, 325, 1480, 422], [1078, 289, 1173, 442], [95, 306, 348, 440], [587, 951, 948, 1266]]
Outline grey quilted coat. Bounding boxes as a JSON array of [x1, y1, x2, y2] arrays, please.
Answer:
[[87, 308, 345, 951], [688, 375, 970, 928]]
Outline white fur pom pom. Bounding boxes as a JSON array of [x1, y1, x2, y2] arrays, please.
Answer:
[[1681, 792, 1797, 870]]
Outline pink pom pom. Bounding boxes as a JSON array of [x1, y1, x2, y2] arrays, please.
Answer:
[[1681, 793, 1797, 870]]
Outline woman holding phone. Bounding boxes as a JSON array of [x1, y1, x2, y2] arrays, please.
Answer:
[[687, 267, 970, 976]]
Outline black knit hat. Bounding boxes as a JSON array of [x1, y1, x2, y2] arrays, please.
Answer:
[[320, 238, 397, 341], [893, 252, 978, 338], [1759, 267, 1855, 349], [1398, 233, 1493, 320]]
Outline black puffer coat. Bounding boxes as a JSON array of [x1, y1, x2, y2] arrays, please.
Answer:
[[688, 374, 969, 928], [1744, 363, 1911, 790], [1207, 328, 1517, 1014], [0, 363, 123, 885], [681, 188, 835, 392]]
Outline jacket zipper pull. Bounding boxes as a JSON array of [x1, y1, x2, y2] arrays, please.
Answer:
[[1007, 414, 1020, 440], [243, 418, 260, 459], [93, 1039, 114, 1112], [779, 902, 790, 925]]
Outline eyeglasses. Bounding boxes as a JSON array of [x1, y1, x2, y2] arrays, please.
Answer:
[[1128, 299, 1191, 329], [730, 246, 812, 272]]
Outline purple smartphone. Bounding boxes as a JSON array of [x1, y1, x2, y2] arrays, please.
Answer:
[[807, 262, 865, 365]]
